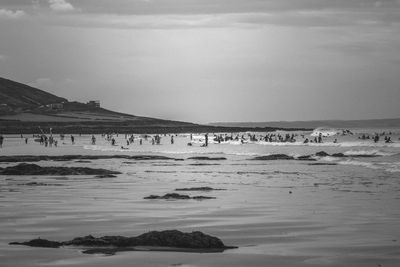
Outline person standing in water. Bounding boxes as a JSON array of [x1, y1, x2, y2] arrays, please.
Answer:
[[171, 135, 174, 144], [71, 135, 75, 144], [91, 135, 96, 145], [0, 134, 4, 148], [205, 134, 208, 147]]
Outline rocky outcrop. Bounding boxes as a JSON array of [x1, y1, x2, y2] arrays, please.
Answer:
[[315, 151, 379, 158], [308, 163, 338, 166], [0, 163, 121, 176], [175, 187, 225, 191], [10, 238, 62, 248], [296, 155, 316, 161], [144, 193, 215, 200], [187, 157, 227, 161], [10, 230, 236, 255], [0, 155, 180, 163], [17, 182, 63, 186], [315, 151, 330, 157], [252, 154, 295, 160]]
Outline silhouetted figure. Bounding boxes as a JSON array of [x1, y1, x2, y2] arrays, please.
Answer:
[[71, 135, 75, 144], [0, 135, 4, 148], [318, 133, 322, 143]]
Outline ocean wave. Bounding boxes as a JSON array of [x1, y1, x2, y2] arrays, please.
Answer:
[[83, 145, 134, 152], [337, 159, 400, 173], [255, 140, 400, 148], [338, 159, 379, 169], [343, 149, 394, 157]]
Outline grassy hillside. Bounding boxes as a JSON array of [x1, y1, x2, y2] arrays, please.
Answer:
[[0, 77, 67, 112]]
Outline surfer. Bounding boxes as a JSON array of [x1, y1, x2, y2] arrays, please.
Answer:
[[91, 135, 96, 145], [171, 135, 174, 144], [0, 134, 3, 148], [71, 135, 75, 144]]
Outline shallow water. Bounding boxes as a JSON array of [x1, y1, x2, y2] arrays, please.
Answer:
[[1, 130, 400, 266]]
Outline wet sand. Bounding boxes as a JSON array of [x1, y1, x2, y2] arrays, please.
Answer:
[[1, 134, 400, 266]]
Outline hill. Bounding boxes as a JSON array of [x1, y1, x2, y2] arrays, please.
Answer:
[[0, 77, 295, 134], [0, 77, 67, 112]]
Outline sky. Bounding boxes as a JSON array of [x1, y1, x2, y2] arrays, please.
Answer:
[[0, 0, 400, 123]]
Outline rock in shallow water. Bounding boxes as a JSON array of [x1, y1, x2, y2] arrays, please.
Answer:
[[252, 154, 295, 160], [175, 187, 225, 191], [0, 163, 121, 176], [187, 157, 227, 161], [10, 238, 62, 248], [10, 230, 236, 255], [144, 193, 215, 200], [0, 155, 180, 163]]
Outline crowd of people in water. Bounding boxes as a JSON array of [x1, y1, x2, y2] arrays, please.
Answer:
[[0, 129, 399, 149], [358, 131, 394, 143]]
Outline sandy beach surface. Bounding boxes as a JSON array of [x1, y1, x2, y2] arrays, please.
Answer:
[[1, 131, 400, 267]]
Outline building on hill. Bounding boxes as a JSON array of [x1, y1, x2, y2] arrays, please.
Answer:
[[0, 103, 12, 112], [87, 100, 100, 108], [48, 103, 64, 110]]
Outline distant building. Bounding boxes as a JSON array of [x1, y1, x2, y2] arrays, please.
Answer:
[[87, 100, 100, 108], [48, 103, 63, 110], [0, 103, 11, 112]]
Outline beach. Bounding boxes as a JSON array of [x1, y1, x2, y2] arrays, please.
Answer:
[[1, 130, 400, 267]]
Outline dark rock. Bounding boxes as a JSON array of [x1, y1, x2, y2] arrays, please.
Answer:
[[95, 174, 117, 178], [315, 151, 329, 157], [192, 196, 216, 200], [308, 163, 338, 166], [175, 187, 225, 191], [11, 230, 237, 255], [189, 163, 220, 166], [144, 193, 191, 200], [144, 193, 215, 200], [17, 182, 63, 186], [296, 155, 316, 161], [9, 238, 62, 248], [331, 153, 345, 157], [187, 157, 226, 161], [0, 163, 121, 176], [0, 155, 180, 163], [252, 154, 294, 160]]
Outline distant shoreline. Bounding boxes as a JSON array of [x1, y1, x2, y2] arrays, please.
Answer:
[[0, 120, 311, 134]]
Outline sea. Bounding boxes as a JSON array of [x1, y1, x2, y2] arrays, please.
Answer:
[[1, 127, 400, 266]]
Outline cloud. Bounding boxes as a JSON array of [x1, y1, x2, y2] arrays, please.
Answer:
[[0, 8, 26, 19], [38, 8, 400, 30], [49, 0, 75, 12]]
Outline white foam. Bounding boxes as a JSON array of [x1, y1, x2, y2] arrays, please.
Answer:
[[338, 159, 379, 169], [344, 149, 394, 157]]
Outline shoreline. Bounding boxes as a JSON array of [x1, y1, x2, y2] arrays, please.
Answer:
[[0, 120, 311, 134]]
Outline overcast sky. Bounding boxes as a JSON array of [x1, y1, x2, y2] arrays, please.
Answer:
[[1, 0, 400, 123]]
